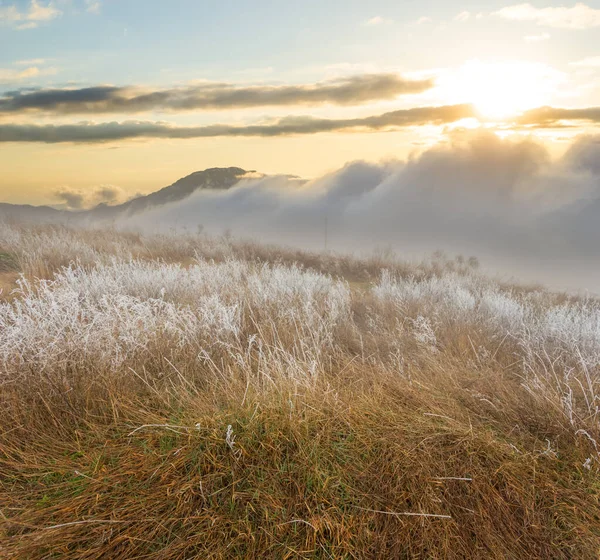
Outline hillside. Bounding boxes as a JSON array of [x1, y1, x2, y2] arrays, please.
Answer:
[[0, 223, 599, 559]]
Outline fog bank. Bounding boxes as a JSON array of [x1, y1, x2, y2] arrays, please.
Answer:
[[126, 131, 600, 292]]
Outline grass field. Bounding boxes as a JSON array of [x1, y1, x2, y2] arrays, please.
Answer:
[[1, 223, 599, 558]]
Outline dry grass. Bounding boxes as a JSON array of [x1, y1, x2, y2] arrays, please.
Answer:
[[0, 223, 480, 284], [1, 222, 599, 559]]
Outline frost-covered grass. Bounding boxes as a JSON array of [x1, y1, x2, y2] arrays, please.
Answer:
[[1, 223, 599, 559], [0, 259, 350, 380], [373, 270, 600, 434]]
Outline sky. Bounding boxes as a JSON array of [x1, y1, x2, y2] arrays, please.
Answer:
[[1, 0, 600, 207]]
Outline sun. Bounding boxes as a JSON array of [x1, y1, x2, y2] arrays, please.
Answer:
[[442, 60, 563, 120]]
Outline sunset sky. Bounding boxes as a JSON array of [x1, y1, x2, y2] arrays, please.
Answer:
[[1, 0, 600, 206]]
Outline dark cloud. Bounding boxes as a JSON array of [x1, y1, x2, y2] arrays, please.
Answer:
[[0, 74, 434, 114], [4, 103, 599, 144], [0, 104, 475, 143]]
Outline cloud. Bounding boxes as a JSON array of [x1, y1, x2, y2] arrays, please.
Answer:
[[0, 65, 57, 84], [0, 104, 475, 143], [493, 3, 600, 29], [517, 105, 600, 126], [0, 67, 39, 82], [0, 0, 61, 29], [85, 0, 101, 14], [54, 189, 85, 209], [54, 184, 129, 209], [454, 11, 471, 22], [365, 16, 393, 26], [14, 58, 46, 66], [121, 131, 600, 290], [0, 74, 434, 115], [524, 32, 551, 42], [571, 56, 600, 67], [3, 102, 599, 144], [26, 0, 58, 20], [94, 185, 122, 204]]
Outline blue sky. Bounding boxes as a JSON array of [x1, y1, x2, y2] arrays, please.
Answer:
[[3, 0, 598, 84], [1, 0, 600, 204]]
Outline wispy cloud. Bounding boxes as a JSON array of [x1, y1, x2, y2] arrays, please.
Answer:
[[365, 16, 393, 26], [0, 74, 434, 115], [0, 104, 474, 143], [571, 56, 600, 67], [85, 0, 101, 14], [0, 0, 61, 30], [0, 65, 57, 84], [494, 3, 600, 29], [524, 32, 550, 42], [14, 58, 47, 66], [454, 11, 471, 22], [0, 67, 39, 81]]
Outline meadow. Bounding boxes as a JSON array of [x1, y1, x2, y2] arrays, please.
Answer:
[[1, 223, 599, 558]]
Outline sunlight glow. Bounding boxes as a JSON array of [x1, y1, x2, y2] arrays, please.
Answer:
[[447, 117, 482, 130], [441, 60, 564, 120]]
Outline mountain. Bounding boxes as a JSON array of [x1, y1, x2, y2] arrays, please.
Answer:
[[88, 167, 248, 220], [0, 167, 249, 224]]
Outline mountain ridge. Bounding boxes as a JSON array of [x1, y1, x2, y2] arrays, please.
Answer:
[[0, 167, 250, 223]]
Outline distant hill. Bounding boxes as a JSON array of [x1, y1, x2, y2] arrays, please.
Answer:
[[0, 167, 249, 223], [87, 167, 249, 220], [0, 203, 67, 224]]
